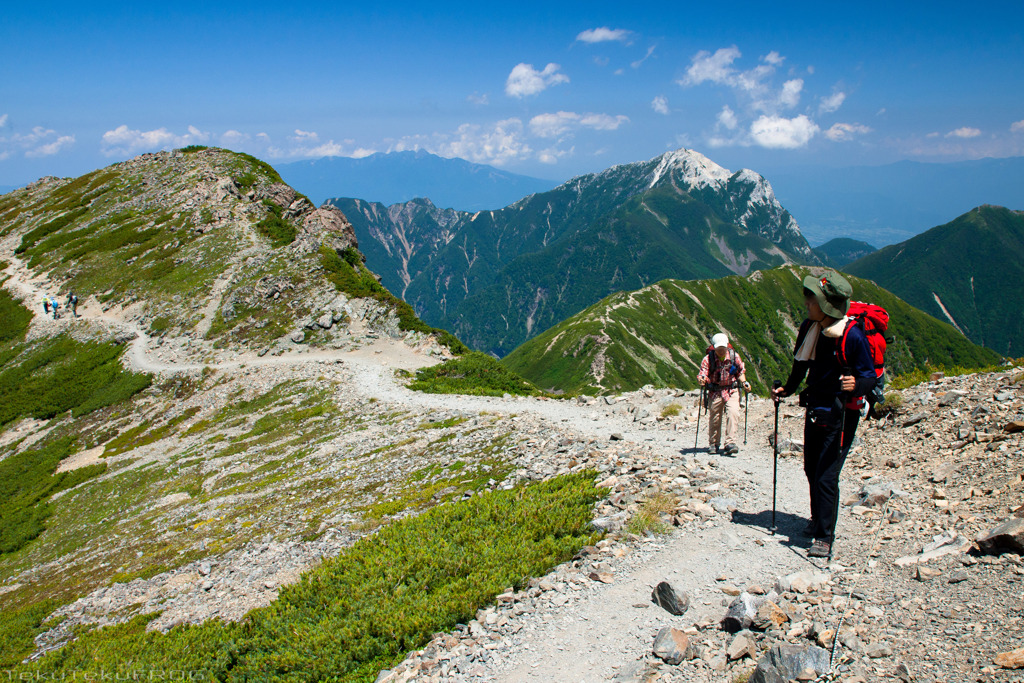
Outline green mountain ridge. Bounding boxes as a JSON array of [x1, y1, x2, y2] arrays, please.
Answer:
[[845, 205, 1024, 356], [813, 237, 877, 268], [333, 148, 820, 357], [502, 265, 1001, 395]]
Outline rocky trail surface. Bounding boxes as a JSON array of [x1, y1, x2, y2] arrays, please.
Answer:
[[3, 255, 1023, 682]]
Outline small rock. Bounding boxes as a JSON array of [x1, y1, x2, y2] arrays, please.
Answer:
[[652, 627, 697, 665], [902, 412, 928, 427], [866, 643, 893, 658], [976, 518, 1024, 554], [651, 582, 690, 615], [727, 631, 757, 660], [610, 433, 624, 441], [995, 647, 1024, 669]]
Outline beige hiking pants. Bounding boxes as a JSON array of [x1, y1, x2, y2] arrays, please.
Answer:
[[709, 391, 740, 449]]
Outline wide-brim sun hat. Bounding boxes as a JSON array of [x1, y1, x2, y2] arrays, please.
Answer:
[[803, 271, 852, 319]]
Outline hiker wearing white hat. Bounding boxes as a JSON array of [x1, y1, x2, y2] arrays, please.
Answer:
[[697, 333, 750, 455]]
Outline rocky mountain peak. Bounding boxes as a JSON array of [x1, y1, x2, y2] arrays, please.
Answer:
[[648, 148, 733, 191]]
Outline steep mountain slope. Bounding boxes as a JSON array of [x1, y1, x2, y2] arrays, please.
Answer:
[[335, 148, 819, 356], [845, 205, 1024, 356], [502, 265, 1001, 395], [276, 150, 558, 209], [813, 237, 876, 267]]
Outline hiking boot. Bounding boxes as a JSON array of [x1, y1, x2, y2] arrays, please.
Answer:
[[807, 539, 831, 558], [709, 445, 719, 454], [723, 444, 739, 455]]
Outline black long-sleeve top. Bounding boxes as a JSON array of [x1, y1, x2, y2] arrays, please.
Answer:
[[782, 319, 877, 409]]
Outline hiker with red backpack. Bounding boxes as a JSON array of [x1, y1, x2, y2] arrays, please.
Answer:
[[698, 333, 751, 456], [771, 272, 877, 559]]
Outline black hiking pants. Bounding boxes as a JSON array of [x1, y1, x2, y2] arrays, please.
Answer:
[[803, 407, 860, 541]]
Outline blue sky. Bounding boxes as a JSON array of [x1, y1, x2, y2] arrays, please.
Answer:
[[2, 0, 1023, 186]]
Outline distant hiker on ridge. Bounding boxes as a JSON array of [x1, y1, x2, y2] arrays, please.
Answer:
[[66, 291, 78, 318], [42, 295, 50, 315], [50, 296, 60, 320], [772, 271, 876, 559], [697, 333, 750, 456]]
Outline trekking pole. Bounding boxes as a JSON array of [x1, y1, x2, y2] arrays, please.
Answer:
[[771, 380, 782, 535], [743, 384, 749, 445], [694, 385, 704, 451], [829, 369, 852, 562]]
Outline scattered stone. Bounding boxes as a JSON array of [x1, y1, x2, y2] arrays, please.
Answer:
[[976, 518, 1024, 554], [722, 592, 760, 632], [652, 627, 697, 665], [651, 581, 690, 616], [1005, 420, 1024, 434], [750, 644, 830, 683], [866, 643, 893, 658], [902, 412, 928, 427], [753, 600, 789, 630], [995, 647, 1024, 669], [610, 433, 624, 441], [727, 630, 757, 660]]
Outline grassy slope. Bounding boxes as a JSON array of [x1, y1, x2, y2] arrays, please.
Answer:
[[503, 265, 1002, 395], [845, 205, 1024, 355]]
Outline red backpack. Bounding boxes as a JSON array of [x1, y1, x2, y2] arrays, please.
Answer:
[[837, 301, 889, 413]]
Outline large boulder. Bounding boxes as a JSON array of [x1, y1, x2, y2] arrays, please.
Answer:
[[297, 205, 358, 255]]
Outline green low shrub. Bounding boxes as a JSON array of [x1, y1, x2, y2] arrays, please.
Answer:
[[409, 352, 542, 397], [14, 473, 603, 681], [255, 201, 296, 247], [0, 290, 32, 344], [0, 335, 152, 427], [0, 437, 108, 554]]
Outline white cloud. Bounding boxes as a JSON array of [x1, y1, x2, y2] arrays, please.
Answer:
[[467, 93, 489, 105], [579, 113, 629, 131], [101, 124, 210, 156], [1012, 120, 1024, 133], [529, 111, 629, 138], [1, 124, 77, 158], [819, 90, 846, 114], [26, 135, 75, 158], [824, 122, 872, 142], [681, 46, 741, 86], [631, 45, 656, 69], [778, 79, 803, 109], [438, 119, 533, 165], [576, 27, 632, 43], [505, 63, 569, 98], [530, 112, 580, 138], [351, 148, 377, 158], [762, 51, 784, 66], [717, 106, 738, 130], [749, 114, 819, 149], [651, 95, 669, 115], [946, 127, 981, 139], [538, 146, 572, 164]]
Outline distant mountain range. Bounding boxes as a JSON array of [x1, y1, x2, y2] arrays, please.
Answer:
[[845, 205, 1023, 356], [276, 151, 558, 210], [813, 238, 877, 267], [764, 156, 1024, 247], [333, 148, 820, 357], [503, 265, 999, 395]]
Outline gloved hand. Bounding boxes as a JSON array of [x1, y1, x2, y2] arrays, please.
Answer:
[[743, 381, 751, 391]]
